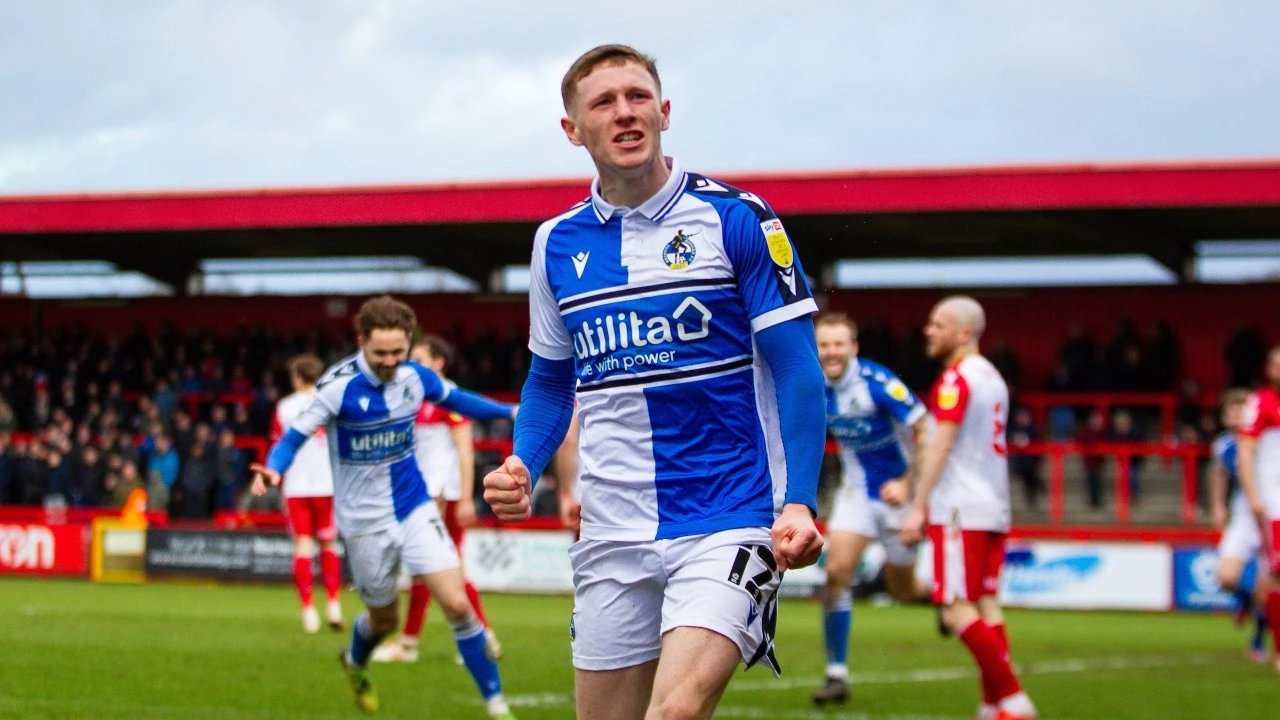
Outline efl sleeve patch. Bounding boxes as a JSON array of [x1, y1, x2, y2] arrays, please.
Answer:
[[760, 219, 794, 269]]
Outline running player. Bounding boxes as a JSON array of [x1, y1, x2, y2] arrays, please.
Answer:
[[484, 44, 826, 720], [372, 335, 500, 663], [251, 295, 519, 718], [1236, 345, 1280, 673], [273, 354, 344, 634], [901, 296, 1038, 720], [810, 312, 931, 706], [1210, 388, 1270, 661]]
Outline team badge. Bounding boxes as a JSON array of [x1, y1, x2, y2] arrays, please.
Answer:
[[760, 219, 793, 269], [937, 382, 960, 411], [886, 379, 911, 403], [662, 230, 697, 270]]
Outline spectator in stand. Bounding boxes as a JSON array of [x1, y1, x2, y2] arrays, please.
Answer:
[[215, 428, 245, 511], [0, 396, 17, 433], [103, 380, 128, 420], [1007, 406, 1043, 510], [0, 433, 13, 503], [1112, 343, 1148, 391], [171, 410, 195, 463], [230, 403, 254, 436], [1226, 324, 1266, 388], [1078, 409, 1108, 509], [142, 433, 180, 512], [209, 404, 231, 437], [72, 445, 104, 507], [1145, 321, 1180, 391], [45, 449, 72, 506], [178, 365, 202, 395], [989, 337, 1021, 393], [228, 363, 253, 395], [106, 460, 145, 510], [180, 438, 217, 518], [153, 379, 179, 421], [1109, 409, 1145, 503]]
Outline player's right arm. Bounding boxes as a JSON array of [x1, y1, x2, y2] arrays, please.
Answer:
[[1236, 393, 1266, 523], [484, 225, 577, 522], [251, 390, 337, 495], [901, 420, 959, 545], [1208, 441, 1230, 531], [901, 369, 968, 545]]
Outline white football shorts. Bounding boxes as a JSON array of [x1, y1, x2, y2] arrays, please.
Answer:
[[568, 526, 782, 675], [343, 502, 460, 607], [827, 483, 918, 567]]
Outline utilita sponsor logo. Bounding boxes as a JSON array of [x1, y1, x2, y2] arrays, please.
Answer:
[[572, 297, 711, 360], [0, 525, 55, 570], [1003, 553, 1101, 594], [349, 427, 412, 453]]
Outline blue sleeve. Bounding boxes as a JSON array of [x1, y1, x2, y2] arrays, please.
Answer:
[[866, 367, 926, 425], [266, 428, 308, 474], [718, 199, 817, 332], [408, 361, 447, 402], [410, 360, 514, 421], [755, 317, 825, 513], [438, 388, 515, 422], [512, 354, 577, 487]]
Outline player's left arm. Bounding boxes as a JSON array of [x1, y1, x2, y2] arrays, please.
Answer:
[[254, 392, 336, 494], [867, 371, 929, 506], [900, 419, 959, 544], [722, 199, 823, 570], [410, 362, 516, 422], [449, 417, 478, 526]]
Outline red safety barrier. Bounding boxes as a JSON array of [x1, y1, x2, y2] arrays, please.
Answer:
[[1016, 391, 1215, 440], [1010, 441, 1210, 526]]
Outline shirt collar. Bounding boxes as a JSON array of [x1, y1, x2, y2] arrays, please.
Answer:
[[354, 351, 386, 387], [829, 357, 861, 390], [589, 156, 687, 224]]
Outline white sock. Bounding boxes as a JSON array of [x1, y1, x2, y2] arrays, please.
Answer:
[[977, 703, 998, 720], [485, 694, 509, 717], [825, 663, 849, 681], [999, 691, 1036, 717]]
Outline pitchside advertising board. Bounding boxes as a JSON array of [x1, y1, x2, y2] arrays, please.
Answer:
[[144, 528, 350, 582], [1171, 547, 1243, 612], [0, 523, 89, 576]]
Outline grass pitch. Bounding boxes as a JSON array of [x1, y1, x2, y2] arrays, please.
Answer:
[[0, 578, 1274, 719]]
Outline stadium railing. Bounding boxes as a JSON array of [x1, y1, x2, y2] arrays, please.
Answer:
[[1016, 390, 1213, 439]]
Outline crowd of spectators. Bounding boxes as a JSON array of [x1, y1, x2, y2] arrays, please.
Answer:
[[0, 321, 528, 517], [0, 316, 1270, 519]]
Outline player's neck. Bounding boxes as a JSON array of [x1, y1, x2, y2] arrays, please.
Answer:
[[945, 345, 979, 367], [597, 155, 670, 209]]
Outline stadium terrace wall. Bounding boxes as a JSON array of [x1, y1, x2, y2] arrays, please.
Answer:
[[2, 283, 1277, 392]]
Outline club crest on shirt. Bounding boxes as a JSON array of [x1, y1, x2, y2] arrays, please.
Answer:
[[760, 219, 793, 269], [358, 396, 371, 412], [937, 382, 960, 411], [886, 378, 911, 403], [662, 230, 698, 270]]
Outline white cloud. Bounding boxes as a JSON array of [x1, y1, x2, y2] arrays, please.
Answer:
[[0, 0, 1277, 193]]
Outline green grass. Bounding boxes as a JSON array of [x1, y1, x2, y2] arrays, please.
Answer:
[[0, 578, 1273, 720]]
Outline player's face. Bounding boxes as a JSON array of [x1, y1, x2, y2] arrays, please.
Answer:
[[924, 306, 960, 360], [1267, 349, 1280, 387], [562, 62, 670, 177], [1222, 402, 1243, 430], [815, 324, 858, 381], [410, 345, 445, 374], [361, 329, 411, 383]]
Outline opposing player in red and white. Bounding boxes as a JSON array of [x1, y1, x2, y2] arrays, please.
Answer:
[[1237, 345, 1280, 673], [902, 296, 1037, 720], [274, 354, 344, 634], [372, 335, 500, 662]]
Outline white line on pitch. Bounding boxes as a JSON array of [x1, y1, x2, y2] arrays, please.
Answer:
[[725, 653, 1222, 692]]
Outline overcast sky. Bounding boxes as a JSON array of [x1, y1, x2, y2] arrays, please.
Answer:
[[1, 0, 1277, 195]]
